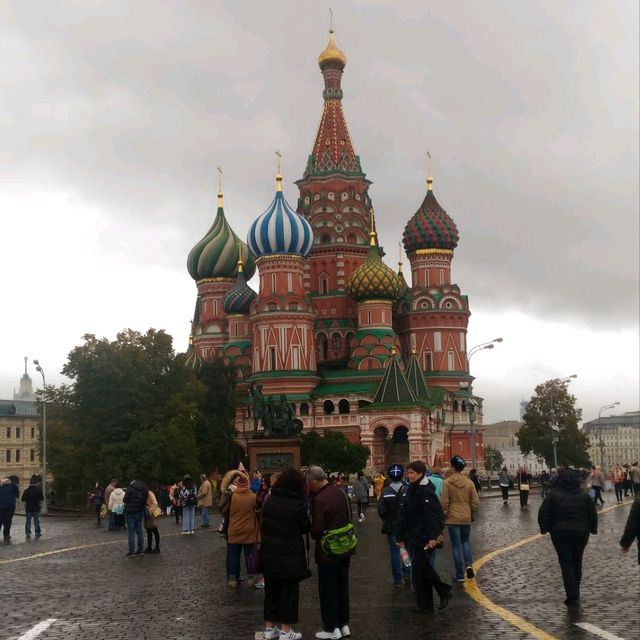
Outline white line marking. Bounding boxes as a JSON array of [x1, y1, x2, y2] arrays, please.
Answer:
[[574, 622, 625, 640], [17, 619, 57, 640]]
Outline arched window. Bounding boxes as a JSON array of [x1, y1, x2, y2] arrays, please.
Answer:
[[338, 399, 350, 414], [300, 402, 309, 416], [332, 332, 341, 350], [392, 426, 409, 444], [317, 333, 328, 360], [319, 274, 329, 295], [323, 400, 335, 415], [453, 400, 459, 412]]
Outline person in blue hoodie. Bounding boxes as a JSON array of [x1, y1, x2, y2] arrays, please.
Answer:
[[377, 464, 409, 585], [0, 477, 20, 541]]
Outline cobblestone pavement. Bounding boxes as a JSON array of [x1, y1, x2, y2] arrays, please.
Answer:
[[1, 491, 637, 640]]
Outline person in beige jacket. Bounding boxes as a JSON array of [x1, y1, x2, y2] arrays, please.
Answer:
[[197, 474, 213, 528], [441, 455, 480, 583]]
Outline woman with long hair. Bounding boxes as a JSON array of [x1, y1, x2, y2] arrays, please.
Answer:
[[179, 475, 197, 535], [259, 468, 310, 640]]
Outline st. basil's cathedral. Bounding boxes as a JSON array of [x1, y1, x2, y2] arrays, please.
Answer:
[[186, 30, 484, 471]]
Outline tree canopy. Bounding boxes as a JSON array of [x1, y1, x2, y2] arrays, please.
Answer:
[[44, 329, 238, 494], [517, 378, 590, 468], [301, 430, 370, 473], [484, 445, 504, 472]]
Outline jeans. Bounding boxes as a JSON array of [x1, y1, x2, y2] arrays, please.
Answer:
[[108, 511, 115, 530], [387, 533, 411, 582], [126, 512, 144, 553], [182, 505, 195, 532], [614, 483, 624, 501], [592, 486, 604, 505], [318, 558, 350, 632], [500, 485, 509, 501], [447, 524, 472, 580], [95, 503, 102, 525], [25, 511, 41, 536], [200, 506, 209, 526], [226, 542, 255, 579], [551, 531, 589, 600]]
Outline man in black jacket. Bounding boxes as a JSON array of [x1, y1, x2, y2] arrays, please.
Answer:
[[123, 479, 148, 557], [396, 460, 452, 612], [620, 493, 640, 565], [21, 479, 44, 537], [538, 468, 598, 605]]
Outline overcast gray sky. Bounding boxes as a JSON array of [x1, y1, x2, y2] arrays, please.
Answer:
[[1, 0, 638, 423]]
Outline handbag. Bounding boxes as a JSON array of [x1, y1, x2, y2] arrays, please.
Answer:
[[520, 483, 530, 491], [100, 503, 109, 519]]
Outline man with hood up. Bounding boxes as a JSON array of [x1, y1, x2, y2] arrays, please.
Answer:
[[441, 456, 479, 582]]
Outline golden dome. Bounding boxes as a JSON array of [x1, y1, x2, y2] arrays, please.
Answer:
[[318, 30, 347, 71]]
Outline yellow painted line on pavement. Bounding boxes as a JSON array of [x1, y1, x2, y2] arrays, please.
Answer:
[[0, 528, 215, 565], [463, 501, 628, 640]]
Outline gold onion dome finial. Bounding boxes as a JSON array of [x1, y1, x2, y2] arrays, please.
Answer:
[[318, 29, 347, 71]]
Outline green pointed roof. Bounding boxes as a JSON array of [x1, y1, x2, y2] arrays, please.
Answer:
[[372, 352, 416, 405], [405, 352, 431, 400]]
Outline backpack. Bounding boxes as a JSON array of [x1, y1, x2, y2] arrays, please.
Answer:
[[180, 487, 196, 506], [320, 521, 358, 558]]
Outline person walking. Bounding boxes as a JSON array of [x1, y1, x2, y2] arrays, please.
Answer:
[[374, 473, 385, 501], [170, 479, 183, 524], [441, 455, 479, 583], [538, 468, 598, 605], [221, 471, 260, 588], [0, 477, 20, 541], [123, 479, 148, 557], [108, 482, 126, 530], [104, 479, 118, 531], [587, 466, 606, 505], [630, 462, 640, 496], [259, 469, 311, 640], [308, 465, 353, 640], [179, 475, 197, 535], [620, 493, 640, 564], [498, 467, 511, 504], [517, 467, 532, 510], [21, 479, 44, 538], [540, 470, 550, 499], [377, 464, 410, 586], [469, 469, 481, 494], [352, 471, 370, 523], [197, 474, 212, 528], [427, 467, 444, 498], [144, 488, 161, 553], [396, 460, 452, 613], [611, 464, 625, 503], [89, 482, 105, 526]]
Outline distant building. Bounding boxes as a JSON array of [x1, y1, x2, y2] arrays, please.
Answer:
[[583, 411, 640, 470], [483, 420, 548, 474], [1, 360, 41, 488]]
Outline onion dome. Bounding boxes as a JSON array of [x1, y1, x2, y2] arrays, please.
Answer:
[[402, 176, 459, 253], [221, 253, 257, 315], [318, 29, 347, 71], [247, 174, 313, 258], [187, 190, 256, 281], [346, 212, 405, 302]]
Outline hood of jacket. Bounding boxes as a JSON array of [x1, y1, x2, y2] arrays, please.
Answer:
[[448, 472, 469, 488], [220, 469, 248, 494]]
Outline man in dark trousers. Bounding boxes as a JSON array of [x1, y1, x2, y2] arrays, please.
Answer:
[[123, 479, 148, 557], [21, 478, 45, 537], [308, 466, 353, 640], [0, 477, 20, 541]]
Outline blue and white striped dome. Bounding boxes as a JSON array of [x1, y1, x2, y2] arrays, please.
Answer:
[[247, 180, 313, 258]]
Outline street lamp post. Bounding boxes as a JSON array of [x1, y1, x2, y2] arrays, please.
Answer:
[[33, 360, 47, 515], [466, 338, 503, 469], [597, 402, 619, 469], [547, 374, 577, 469]]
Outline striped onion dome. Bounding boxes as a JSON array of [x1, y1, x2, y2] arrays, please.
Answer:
[[346, 223, 405, 302], [221, 258, 257, 315], [403, 176, 459, 253], [247, 176, 313, 258], [187, 191, 256, 281]]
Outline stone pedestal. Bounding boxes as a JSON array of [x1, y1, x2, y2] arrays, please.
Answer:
[[246, 437, 302, 472]]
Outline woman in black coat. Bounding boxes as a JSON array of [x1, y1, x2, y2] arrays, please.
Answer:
[[396, 460, 452, 612], [259, 469, 310, 640], [538, 468, 598, 605]]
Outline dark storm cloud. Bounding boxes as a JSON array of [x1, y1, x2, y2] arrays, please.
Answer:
[[1, 0, 638, 324]]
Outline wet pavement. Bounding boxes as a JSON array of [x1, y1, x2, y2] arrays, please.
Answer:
[[1, 491, 637, 640]]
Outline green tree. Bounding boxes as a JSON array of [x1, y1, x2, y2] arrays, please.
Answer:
[[517, 378, 590, 468], [44, 329, 238, 496], [301, 430, 370, 473], [484, 445, 504, 472]]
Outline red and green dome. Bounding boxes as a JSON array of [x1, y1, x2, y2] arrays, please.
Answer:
[[187, 193, 256, 281], [403, 179, 459, 253]]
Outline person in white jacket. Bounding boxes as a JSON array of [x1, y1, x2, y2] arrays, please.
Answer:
[[108, 483, 126, 530]]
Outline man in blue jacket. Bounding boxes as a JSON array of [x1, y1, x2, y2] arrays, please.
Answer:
[[0, 477, 20, 541]]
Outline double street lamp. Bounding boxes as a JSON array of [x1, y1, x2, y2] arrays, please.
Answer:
[[547, 374, 577, 469], [33, 359, 47, 515], [466, 338, 503, 469], [597, 402, 619, 469]]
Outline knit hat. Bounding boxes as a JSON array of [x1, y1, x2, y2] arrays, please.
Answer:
[[183, 474, 192, 481], [388, 464, 404, 479], [450, 455, 466, 471]]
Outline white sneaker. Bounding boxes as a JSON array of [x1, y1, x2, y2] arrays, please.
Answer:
[[340, 626, 350, 637], [263, 628, 280, 640], [315, 629, 341, 640], [280, 631, 302, 640]]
